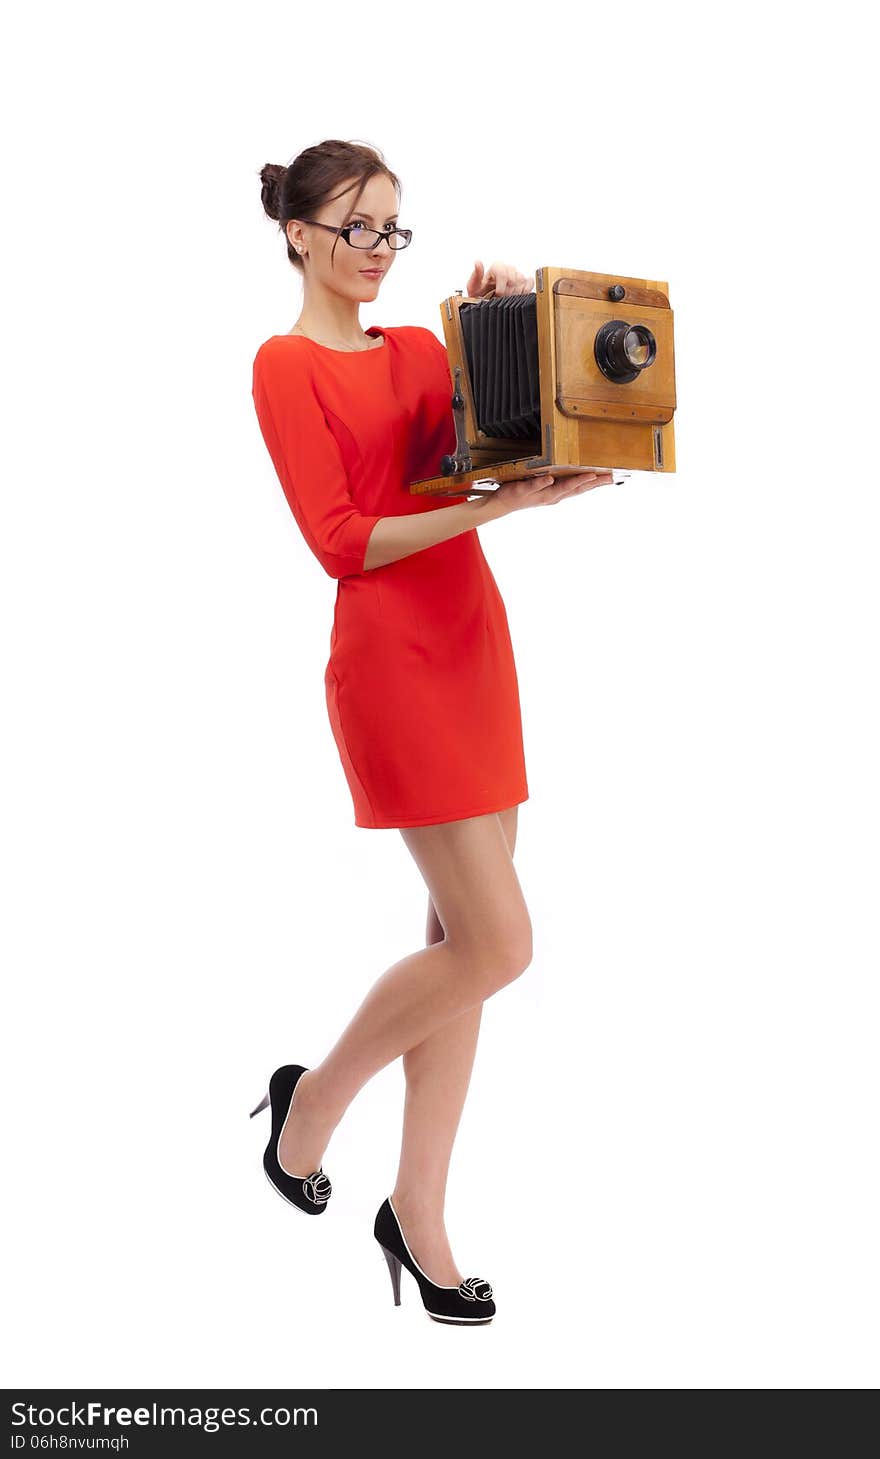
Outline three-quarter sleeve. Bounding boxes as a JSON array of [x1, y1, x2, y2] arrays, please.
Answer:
[[252, 340, 382, 579]]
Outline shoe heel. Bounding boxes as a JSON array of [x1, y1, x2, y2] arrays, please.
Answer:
[[380, 1245, 402, 1306], [248, 1091, 270, 1119]]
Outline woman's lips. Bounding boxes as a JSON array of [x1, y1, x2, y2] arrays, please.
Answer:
[[360, 270, 383, 277]]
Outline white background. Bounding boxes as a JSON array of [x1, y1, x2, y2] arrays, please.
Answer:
[[3, 0, 877, 1390]]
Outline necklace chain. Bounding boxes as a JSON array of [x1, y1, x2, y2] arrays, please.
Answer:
[[289, 325, 379, 353]]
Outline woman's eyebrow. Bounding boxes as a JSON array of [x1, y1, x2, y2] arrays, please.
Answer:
[[351, 211, 398, 222]]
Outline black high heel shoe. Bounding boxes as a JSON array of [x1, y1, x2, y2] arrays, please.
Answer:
[[249, 1064, 332, 1215], [374, 1196, 495, 1324]]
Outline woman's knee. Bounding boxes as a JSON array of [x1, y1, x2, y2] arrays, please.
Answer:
[[454, 910, 533, 996], [493, 910, 534, 989], [401, 812, 533, 991]]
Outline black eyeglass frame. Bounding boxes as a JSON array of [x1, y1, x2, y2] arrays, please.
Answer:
[[292, 219, 413, 250]]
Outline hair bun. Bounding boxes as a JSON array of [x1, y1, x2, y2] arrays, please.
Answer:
[[259, 162, 287, 221]]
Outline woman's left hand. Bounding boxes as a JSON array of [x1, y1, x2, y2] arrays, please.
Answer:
[[465, 260, 533, 297]]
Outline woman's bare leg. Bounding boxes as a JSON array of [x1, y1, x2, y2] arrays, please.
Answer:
[[279, 810, 532, 1180], [388, 806, 519, 1284]]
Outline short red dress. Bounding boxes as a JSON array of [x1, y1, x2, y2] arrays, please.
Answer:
[[251, 323, 529, 829]]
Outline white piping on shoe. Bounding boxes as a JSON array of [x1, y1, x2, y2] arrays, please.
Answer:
[[274, 1070, 329, 1200], [387, 1194, 489, 1296]]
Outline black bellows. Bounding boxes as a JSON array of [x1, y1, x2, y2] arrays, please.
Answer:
[[459, 295, 541, 440]]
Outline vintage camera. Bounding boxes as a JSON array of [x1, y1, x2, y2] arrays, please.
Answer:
[[408, 266, 676, 496]]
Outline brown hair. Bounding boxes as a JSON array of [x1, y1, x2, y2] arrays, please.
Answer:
[[259, 138, 401, 273]]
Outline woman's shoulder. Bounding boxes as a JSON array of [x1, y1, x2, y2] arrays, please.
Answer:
[[391, 324, 445, 352], [253, 333, 311, 373], [252, 336, 324, 405]]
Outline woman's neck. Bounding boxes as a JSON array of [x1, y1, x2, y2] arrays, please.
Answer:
[[291, 293, 370, 351]]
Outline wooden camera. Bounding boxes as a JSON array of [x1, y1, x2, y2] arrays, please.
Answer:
[[407, 265, 676, 496]]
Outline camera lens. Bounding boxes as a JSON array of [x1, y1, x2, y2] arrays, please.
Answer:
[[594, 320, 657, 383]]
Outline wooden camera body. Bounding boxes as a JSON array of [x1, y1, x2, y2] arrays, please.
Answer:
[[407, 265, 676, 496]]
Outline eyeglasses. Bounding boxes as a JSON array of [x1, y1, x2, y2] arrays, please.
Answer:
[[293, 219, 413, 250]]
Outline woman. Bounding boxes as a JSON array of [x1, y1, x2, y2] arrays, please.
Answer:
[[250, 139, 610, 1325]]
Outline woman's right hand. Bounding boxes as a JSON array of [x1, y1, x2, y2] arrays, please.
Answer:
[[491, 468, 614, 515]]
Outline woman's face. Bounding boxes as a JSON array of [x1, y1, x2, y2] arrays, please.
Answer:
[[291, 174, 401, 300]]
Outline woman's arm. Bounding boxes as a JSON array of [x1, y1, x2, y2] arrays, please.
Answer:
[[363, 492, 509, 572], [364, 467, 610, 570]]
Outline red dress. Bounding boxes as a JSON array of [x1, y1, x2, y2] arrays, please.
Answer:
[[251, 323, 529, 829]]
